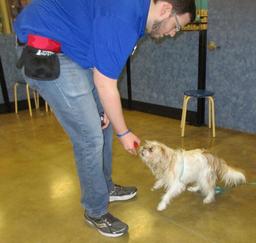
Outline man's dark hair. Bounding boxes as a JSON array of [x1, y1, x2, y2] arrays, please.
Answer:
[[153, 0, 196, 22]]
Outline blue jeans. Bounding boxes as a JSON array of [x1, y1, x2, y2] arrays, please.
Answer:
[[24, 54, 113, 218]]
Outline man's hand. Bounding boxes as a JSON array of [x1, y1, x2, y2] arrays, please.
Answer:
[[100, 113, 110, 129], [118, 132, 140, 155]]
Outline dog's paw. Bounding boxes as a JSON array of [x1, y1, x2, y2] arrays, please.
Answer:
[[187, 186, 200, 192], [151, 186, 160, 191], [157, 202, 167, 211], [203, 197, 215, 204]]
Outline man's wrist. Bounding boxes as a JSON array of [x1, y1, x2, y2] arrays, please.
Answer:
[[116, 129, 131, 138]]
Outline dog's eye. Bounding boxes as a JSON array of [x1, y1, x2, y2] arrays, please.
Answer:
[[149, 147, 153, 152]]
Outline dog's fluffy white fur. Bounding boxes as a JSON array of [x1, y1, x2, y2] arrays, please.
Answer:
[[139, 141, 246, 211]]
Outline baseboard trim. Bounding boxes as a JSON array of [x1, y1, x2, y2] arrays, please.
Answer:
[[0, 98, 43, 114], [121, 98, 198, 126]]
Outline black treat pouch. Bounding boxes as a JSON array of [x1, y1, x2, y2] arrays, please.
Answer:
[[16, 46, 60, 81]]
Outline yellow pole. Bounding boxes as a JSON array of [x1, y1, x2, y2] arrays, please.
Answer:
[[0, 0, 12, 33]]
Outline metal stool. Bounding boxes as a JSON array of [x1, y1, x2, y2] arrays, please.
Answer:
[[14, 80, 36, 117], [181, 89, 216, 137], [14, 80, 50, 117]]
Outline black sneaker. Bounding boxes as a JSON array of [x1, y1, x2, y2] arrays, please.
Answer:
[[109, 184, 137, 202], [85, 212, 128, 237]]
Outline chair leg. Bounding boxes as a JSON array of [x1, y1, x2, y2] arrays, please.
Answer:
[[26, 84, 33, 117], [14, 83, 19, 114], [181, 96, 191, 137], [209, 96, 216, 137], [208, 98, 211, 128]]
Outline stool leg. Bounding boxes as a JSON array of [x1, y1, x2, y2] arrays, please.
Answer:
[[45, 101, 49, 112], [14, 83, 19, 114], [33, 91, 39, 109], [36, 92, 40, 109], [26, 84, 33, 117], [209, 97, 216, 137], [208, 98, 211, 128], [181, 96, 191, 137], [181, 95, 187, 128]]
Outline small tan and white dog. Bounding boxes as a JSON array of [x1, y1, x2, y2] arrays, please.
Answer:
[[139, 141, 246, 211]]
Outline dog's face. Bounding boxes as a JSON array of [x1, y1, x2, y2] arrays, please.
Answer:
[[139, 141, 174, 172], [139, 140, 163, 162]]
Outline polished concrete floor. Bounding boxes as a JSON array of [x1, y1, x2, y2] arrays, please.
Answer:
[[0, 109, 256, 243]]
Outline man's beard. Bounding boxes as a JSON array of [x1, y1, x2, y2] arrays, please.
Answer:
[[149, 20, 164, 38]]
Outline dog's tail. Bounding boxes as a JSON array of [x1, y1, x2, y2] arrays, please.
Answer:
[[204, 152, 246, 186]]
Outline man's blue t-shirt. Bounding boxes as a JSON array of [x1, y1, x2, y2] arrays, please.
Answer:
[[14, 0, 150, 79]]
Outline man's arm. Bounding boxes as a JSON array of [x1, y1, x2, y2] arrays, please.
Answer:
[[93, 68, 140, 154]]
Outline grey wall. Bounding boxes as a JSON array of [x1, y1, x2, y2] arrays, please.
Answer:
[[119, 0, 256, 134], [119, 32, 199, 112], [207, 0, 256, 133], [0, 33, 26, 104]]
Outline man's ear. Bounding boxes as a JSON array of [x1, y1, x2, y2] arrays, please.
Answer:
[[159, 2, 173, 17]]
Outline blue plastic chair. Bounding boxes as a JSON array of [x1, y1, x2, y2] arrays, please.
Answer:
[[181, 89, 216, 137]]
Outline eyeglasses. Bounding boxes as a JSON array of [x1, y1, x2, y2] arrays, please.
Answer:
[[172, 11, 181, 32]]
